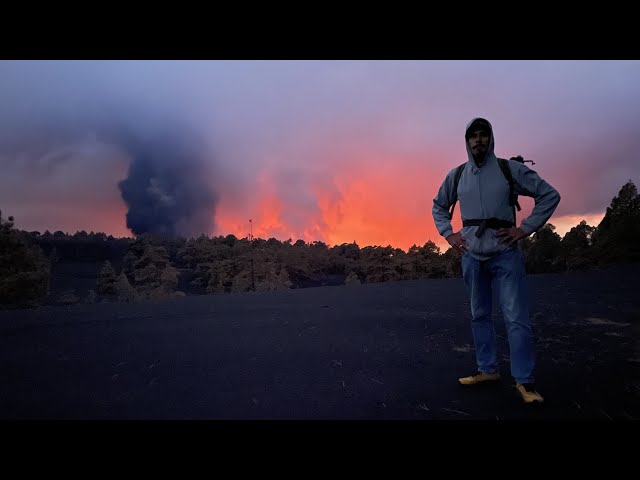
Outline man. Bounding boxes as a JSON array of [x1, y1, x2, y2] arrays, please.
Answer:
[[432, 117, 560, 404]]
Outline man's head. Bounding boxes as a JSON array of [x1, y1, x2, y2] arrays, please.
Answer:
[[465, 118, 492, 163]]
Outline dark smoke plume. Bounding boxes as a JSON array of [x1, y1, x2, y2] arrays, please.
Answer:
[[115, 125, 217, 238]]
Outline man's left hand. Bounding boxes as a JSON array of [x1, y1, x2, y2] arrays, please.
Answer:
[[496, 227, 528, 246]]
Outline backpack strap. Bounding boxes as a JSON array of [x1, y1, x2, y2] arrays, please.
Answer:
[[449, 163, 466, 219], [497, 157, 521, 223]]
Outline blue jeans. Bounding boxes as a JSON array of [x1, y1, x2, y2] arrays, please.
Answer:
[[461, 247, 535, 384]]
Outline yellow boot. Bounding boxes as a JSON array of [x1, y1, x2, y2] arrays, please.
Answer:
[[458, 371, 501, 385], [515, 383, 544, 404]]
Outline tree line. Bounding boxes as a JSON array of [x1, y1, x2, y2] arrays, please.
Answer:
[[2, 180, 638, 309]]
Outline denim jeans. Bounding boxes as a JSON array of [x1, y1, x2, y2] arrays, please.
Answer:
[[461, 246, 535, 384]]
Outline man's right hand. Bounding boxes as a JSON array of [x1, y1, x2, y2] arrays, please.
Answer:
[[446, 231, 468, 255]]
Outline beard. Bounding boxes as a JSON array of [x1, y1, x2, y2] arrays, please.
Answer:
[[472, 144, 487, 161]]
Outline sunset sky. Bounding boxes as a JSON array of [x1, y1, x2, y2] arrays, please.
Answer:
[[1, 60, 638, 251]]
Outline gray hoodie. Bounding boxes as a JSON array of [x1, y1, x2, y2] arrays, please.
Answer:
[[432, 118, 561, 261]]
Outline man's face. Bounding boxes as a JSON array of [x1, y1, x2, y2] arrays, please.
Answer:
[[467, 128, 490, 157]]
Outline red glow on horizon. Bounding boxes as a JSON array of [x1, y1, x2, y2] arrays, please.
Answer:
[[215, 153, 460, 252], [214, 157, 605, 252]]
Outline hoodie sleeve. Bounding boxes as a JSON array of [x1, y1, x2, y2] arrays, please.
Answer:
[[510, 163, 561, 236], [432, 168, 458, 239]]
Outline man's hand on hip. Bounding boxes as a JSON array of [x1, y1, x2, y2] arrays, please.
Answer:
[[446, 231, 468, 254], [496, 227, 528, 246]]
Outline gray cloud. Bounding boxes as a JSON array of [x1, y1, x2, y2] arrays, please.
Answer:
[[1, 60, 639, 238]]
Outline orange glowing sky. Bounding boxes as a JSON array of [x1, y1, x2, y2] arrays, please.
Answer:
[[11, 167, 607, 253], [0, 139, 612, 252], [1, 60, 638, 250], [213, 152, 606, 252]]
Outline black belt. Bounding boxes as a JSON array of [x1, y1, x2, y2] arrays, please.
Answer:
[[463, 218, 515, 237]]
